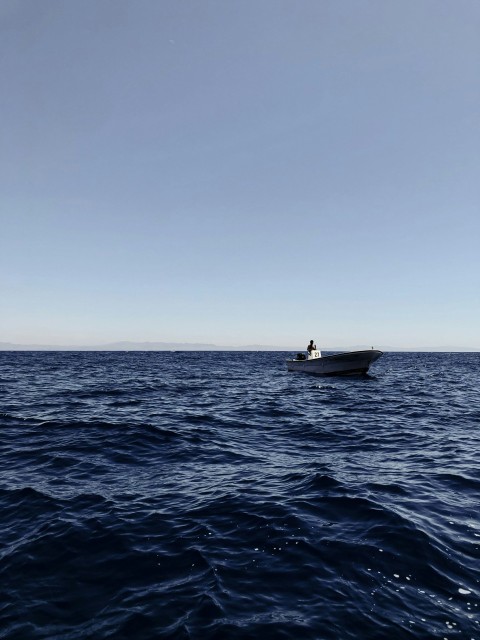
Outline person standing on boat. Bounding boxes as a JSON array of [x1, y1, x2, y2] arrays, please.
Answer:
[[307, 340, 316, 355]]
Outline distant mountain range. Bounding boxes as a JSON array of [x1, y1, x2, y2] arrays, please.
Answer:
[[0, 341, 285, 351], [0, 341, 478, 352]]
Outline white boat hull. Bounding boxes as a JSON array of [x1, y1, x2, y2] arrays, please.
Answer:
[[286, 350, 383, 376]]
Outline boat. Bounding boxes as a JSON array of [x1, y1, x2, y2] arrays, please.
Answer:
[[286, 348, 383, 376]]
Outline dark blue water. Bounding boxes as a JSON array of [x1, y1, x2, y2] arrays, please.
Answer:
[[1, 351, 479, 639]]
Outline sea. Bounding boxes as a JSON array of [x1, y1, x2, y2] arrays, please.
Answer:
[[1, 351, 479, 640]]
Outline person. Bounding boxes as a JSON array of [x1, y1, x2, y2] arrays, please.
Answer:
[[307, 339, 316, 354]]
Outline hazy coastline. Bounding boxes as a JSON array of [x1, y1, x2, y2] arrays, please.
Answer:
[[0, 341, 478, 352]]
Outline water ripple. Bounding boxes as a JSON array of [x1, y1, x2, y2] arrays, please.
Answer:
[[1, 351, 479, 638]]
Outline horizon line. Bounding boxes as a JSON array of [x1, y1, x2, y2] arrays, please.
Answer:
[[0, 340, 479, 353]]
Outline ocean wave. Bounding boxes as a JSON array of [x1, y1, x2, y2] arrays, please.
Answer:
[[1, 351, 479, 638]]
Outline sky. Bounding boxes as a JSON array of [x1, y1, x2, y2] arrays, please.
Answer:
[[1, 0, 479, 349]]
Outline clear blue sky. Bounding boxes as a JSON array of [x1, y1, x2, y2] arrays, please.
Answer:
[[1, 0, 479, 349]]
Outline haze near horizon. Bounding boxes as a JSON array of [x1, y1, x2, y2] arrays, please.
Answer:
[[1, 1, 479, 350]]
